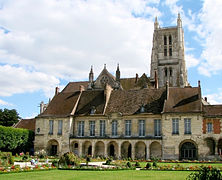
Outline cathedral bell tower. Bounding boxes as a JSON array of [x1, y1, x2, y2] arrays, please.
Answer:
[[150, 14, 188, 88]]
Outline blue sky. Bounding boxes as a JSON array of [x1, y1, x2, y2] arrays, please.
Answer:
[[0, 0, 222, 118]]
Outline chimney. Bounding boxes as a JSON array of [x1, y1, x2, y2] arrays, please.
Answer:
[[55, 87, 60, 95], [198, 80, 201, 88], [204, 97, 207, 102], [40, 101, 44, 114], [79, 85, 85, 92], [135, 73, 139, 83], [154, 71, 158, 89]]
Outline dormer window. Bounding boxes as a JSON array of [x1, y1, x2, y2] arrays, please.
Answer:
[[140, 105, 145, 113], [90, 106, 96, 115]]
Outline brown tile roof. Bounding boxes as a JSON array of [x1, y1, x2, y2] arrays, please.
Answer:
[[75, 90, 105, 115], [14, 118, 36, 131], [62, 81, 88, 93], [203, 105, 222, 117], [105, 88, 166, 115], [163, 87, 202, 113], [40, 91, 81, 116]]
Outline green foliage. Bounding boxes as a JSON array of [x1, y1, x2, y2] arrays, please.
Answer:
[[146, 162, 152, 169], [0, 125, 34, 153], [135, 161, 141, 168], [22, 155, 28, 161], [105, 159, 112, 165], [0, 151, 14, 166], [126, 162, 132, 168], [52, 160, 59, 167], [153, 161, 157, 167], [187, 166, 222, 180], [0, 108, 20, 127], [59, 152, 80, 166]]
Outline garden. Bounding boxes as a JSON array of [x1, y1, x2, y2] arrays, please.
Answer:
[[0, 151, 222, 180]]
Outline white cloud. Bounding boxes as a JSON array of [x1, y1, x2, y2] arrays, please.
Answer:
[[205, 91, 222, 105], [0, 65, 59, 97], [185, 54, 200, 69], [0, 99, 13, 106]]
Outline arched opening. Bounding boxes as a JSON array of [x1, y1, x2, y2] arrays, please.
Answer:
[[95, 141, 105, 157], [204, 138, 215, 155], [121, 141, 132, 159], [218, 139, 222, 155], [135, 141, 146, 159], [47, 139, 59, 156], [107, 141, 118, 158], [150, 141, 161, 159], [179, 140, 197, 160], [71, 141, 79, 156], [82, 141, 92, 156]]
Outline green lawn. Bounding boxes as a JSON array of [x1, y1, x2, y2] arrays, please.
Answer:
[[0, 170, 191, 180]]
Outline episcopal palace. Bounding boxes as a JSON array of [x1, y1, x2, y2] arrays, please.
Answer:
[[25, 14, 222, 160]]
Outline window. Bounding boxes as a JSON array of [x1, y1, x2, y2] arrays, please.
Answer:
[[154, 119, 161, 136], [207, 122, 213, 133], [169, 35, 172, 45], [169, 68, 172, 76], [169, 47, 172, 56], [139, 120, 145, 136], [49, 120, 54, 135], [184, 118, 191, 134], [164, 35, 167, 45], [78, 121, 84, 136], [172, 118, 179, 134], [112, 120, 117, 136], [165, 68, 167, 77], [100, 120, 105, 136], [164, 48, 167, 56], [89, 121, 95, 136], [58, 120, 63, 135], [125, 120, 131, 136]]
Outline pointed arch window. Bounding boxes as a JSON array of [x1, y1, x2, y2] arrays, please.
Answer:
[[165, 68, 167, 77], [169, 35, 172, 45], [164, 35, 167, 45], [169, 47, 172, 56], [169, 68, 172, 76]]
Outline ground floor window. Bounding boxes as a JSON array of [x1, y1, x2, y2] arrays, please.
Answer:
[[180, 142, 197, 160]]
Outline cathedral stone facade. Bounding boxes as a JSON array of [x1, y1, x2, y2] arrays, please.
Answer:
[[34, 14, 222, 160]]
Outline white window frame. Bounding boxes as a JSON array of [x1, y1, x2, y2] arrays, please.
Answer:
[[58, 120, 63, 135], [172, 118, 179, 135], [112, 120, 117, 136], [49, 120, 54, 135], [100, 120, 105, 137], [78, 121, 84, 137], [184, 118, 191, 134], [154, 119, 161, 136], [125, 120, 131, 137], [139, 120, 145, 137], [89, 121, 95, 136], [207, 122, 213, 133]]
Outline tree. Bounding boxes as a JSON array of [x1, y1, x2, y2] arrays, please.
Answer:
[[0, 108, 20, 126]]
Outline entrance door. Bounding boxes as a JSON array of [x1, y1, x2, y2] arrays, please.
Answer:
[[51, 145, 57, 156], [110, 144, 115, 157], [180, 142, 197, 160]]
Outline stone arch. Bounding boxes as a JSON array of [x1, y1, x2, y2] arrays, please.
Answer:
[[121, 141, 132, 159], [135, 141, 146, 159], [95, 141, 105, 157], [150, 141, 161, 159], [107, 141, 118, 159], [218, 139, 222, 155], [47, 139, 59, 156], [82, 141, 92, 156], [71, 141, 79, 156], [204, 138, 215, 156], [179, 140, 197, 160]]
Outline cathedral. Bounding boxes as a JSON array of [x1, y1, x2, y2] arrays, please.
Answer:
[[33, 14, 222, 160]]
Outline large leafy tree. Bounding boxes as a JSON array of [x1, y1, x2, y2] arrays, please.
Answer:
[[0, 108, 20, 126]]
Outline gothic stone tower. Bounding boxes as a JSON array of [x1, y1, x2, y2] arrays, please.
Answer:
[[150, 14, 188, 88]]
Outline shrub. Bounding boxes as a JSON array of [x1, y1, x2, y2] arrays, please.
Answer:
[[52, 160, 58, 167], [59, 152, 80, 167], [153, 161, 157, 167], [135, 162, 141, 168], [126, 162, 131, 168], [22, 155, 28, 161], [105, 159, 112, 165], [0, 151, 14, 165], [187, 166, 222, 180], [146, 162, 151, 169]]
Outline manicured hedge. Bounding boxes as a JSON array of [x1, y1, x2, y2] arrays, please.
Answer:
[[0, 125, 34, 154]]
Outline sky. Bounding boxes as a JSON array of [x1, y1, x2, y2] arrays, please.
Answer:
[[0, 0, 222, 119]]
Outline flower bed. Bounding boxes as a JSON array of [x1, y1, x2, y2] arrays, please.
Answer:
[[0, 164, 57, 174]]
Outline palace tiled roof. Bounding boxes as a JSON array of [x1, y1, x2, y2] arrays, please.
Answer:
[[14, 118, 36, 131], [203, 105, 222, 117], [163, 87, 202, 113], [62, 81, 88, 93]]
